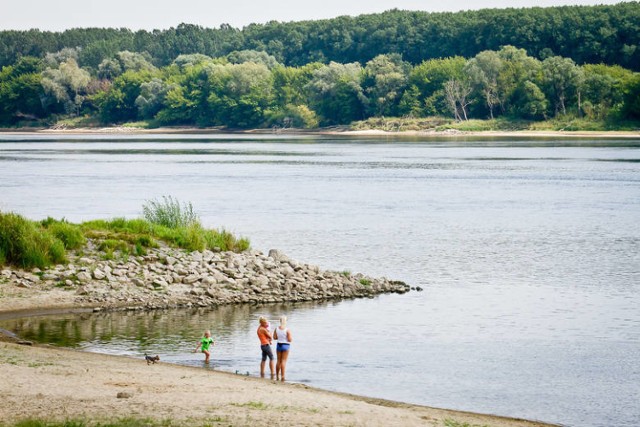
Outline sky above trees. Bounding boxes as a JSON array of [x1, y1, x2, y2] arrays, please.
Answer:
[[0, 0, 626, 31]]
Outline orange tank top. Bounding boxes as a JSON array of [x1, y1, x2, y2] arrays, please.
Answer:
[[257, 326, 271, 345]]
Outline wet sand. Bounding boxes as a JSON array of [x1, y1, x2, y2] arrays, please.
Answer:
[[0, 340, 558, 427]]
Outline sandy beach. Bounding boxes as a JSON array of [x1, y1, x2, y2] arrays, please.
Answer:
[[0, 338, 557, 427], [0, 278, 561, 427]]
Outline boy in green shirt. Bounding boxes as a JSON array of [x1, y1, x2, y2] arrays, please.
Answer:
[[194, 330, 215, 363]]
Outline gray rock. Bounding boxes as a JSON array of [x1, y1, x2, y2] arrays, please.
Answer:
[[132, 278, 145, 287], [76, 272, 92, 283], [93, 269, 106, 280], [183, 274, 200, 284], [268, 249, 290, 262], [250, 276, 269, 287], [201, 276, 217, 286]]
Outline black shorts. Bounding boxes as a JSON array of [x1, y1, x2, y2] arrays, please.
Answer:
[[261, 344, 273, 361]]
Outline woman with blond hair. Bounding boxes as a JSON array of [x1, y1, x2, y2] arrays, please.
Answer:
[[273, 315, 292, 381]]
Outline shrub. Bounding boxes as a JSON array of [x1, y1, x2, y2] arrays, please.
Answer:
[[42, 218, 86, 249], [142, 196, 199, 229], [0, 212, 67, 268], [204, 228, 250, 252]]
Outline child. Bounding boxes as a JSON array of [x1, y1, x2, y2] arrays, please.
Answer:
[[194, 330, 215, 363]]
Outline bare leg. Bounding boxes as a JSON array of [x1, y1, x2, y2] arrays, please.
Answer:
[[269, 359, 275, 379], [203, 350, 210, 363], [275, 351, 282, 380], [280, 350, 290, 381], [260, 360, 266, 377]]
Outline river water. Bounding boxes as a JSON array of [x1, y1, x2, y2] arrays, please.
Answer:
[[0, 134, 639, 427]]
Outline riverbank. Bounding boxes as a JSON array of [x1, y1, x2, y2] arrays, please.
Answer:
[[0, 247, 557, 427], [1, 126, 639, 138], [0, 340, 557, 427]]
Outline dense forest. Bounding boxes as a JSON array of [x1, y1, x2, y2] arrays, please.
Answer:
[[0, 3, 639, 128]]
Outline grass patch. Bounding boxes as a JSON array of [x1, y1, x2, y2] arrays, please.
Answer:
[[41, 218, 86, 250], [0, 212, 67, 269], [359, 278, 371, 286], [350, 116, 451, 132], [443, 419, 490, 427], [83, 218, 248, 253], [230, 401, 268, 410], [351, 115, 640, 133], [7, 417, 186, 427], [142, 196, 199, 229], [0, 199, 249, 269]]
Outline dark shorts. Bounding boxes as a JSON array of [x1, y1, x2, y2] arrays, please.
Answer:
[[261, 344, 273, 361], [276, 343, 290, 352]]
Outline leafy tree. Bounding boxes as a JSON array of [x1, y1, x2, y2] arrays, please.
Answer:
[[173, 54, 213, 68], [135, 78, 173, 119], [207, 62, 275, 127], [496, 46, 542, 116], [409, 57, 466, 116], [116, 51, 156, 72], [622, 73, 640, 119], [305, 61, 367, 124], [97, 58, 122, 79], [541, 56, 584, 116], [95, 70, 152, 123], [44, 48, 81, 67], [581, 64, 634, 119], [465, 50, 503, 119], [512, 81, 548, 120], [226, 50, 280, 69], [398, 84, 423, 117], [0, 57, 46, 124], [362, 54, 410, 117], [41, 58, 91, 115]]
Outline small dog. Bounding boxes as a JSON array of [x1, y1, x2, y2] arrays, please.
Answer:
[[145, 353, 160, 365]]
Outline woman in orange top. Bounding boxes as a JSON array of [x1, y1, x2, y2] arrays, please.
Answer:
[[257, 316, 274, 378]]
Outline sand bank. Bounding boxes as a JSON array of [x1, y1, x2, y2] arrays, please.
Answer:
[[0, 340, 557, 427]]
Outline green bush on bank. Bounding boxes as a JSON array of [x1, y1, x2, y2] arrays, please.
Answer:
[[0, 212, 67, 269], [0, 200, 250, 269]]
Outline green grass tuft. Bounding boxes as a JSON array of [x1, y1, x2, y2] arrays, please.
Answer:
[[41, 218, 86, 250], [142, 196, 199, 229], [0, 212, 68, 269]]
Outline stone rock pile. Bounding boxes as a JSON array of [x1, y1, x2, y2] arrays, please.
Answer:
[[1, 244, 410, 311]]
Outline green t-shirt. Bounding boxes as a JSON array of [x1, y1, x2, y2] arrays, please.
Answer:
[[201, 337, 214, 351]]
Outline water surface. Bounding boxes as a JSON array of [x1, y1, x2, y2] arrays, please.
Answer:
[[0, 134, 639, 427]]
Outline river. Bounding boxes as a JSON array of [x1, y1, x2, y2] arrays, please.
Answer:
[[0, 134, 639, 427]]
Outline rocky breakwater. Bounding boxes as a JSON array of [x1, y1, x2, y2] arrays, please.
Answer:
[[1, 244, 410, 311]]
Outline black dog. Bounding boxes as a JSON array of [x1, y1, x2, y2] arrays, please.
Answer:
[[145, 353, 160, 365]]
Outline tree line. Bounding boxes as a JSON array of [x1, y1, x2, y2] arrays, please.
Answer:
[[1, 3, 638, 70], [1, 46, 638, 128]]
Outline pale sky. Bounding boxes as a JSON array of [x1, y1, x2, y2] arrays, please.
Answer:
[[0, 0, 627, 31]]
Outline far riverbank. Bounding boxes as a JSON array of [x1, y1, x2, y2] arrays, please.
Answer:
[[1, 126, 639, 139]]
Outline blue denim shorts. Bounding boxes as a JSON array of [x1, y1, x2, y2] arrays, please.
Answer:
[[276, 343, 290, 352]]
